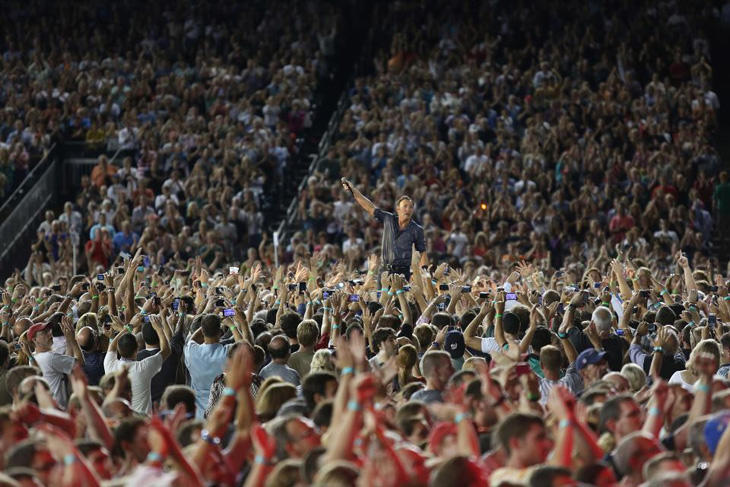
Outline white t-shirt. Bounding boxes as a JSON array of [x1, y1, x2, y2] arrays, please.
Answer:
[[480, 337, 502, 354], [33, 351, 75, 408], [104, 351, 164, 414], [52, 336, 67, 355]]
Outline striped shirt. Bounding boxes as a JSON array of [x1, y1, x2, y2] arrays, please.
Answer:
[[538, 363, 583, 404]]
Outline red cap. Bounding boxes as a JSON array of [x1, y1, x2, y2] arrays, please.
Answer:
[[427, 422, 458, 454], [27, 322, 51, 341]]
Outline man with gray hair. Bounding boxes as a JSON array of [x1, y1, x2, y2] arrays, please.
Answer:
[[565, 306, 627, 371]]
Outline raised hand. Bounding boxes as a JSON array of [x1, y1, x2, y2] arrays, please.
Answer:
[[226, 346, 254, 390]]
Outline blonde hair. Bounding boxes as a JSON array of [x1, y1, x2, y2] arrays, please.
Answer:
[[313, 460, 359, 486], [265, 459, 302, 487], [310, 349, 336, 373], [77, 312, 99, 332], [687, 339, 721, 374], [620, 363, 647, 392], [255, 382, 297, 422]]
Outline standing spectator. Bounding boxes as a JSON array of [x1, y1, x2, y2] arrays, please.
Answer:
[[29, 318, 83, 408], [260, 335, 301, 386], [104, 317, 169, 414], [184, 314, 238, 418], [90, 155, 117, 188]]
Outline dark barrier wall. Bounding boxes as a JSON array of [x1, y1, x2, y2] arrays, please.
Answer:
[[0, 154, 60, 278]]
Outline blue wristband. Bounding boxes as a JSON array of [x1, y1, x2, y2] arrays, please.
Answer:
[[147, 452, 163, 463], [396, 289, 405, 295], [341, 366, 354, 375], [559, 419, 572, 429], [63, 454, 76, 466], [697, 383, 711, 393], [648, 407, 661, 416], [454, 412, 470, 424], [223, 387, 236, 397], [347, 400, 361, 411], [255, 454, 270, 465]]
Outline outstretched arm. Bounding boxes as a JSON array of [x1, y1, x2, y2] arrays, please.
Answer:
[[341, 178, 375, 217]]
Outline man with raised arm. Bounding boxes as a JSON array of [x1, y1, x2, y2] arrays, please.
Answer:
[[341, 177, 427, 279]]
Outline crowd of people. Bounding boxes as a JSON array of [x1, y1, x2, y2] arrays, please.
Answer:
[[3, 0, 730, 486], [298, 0, 729, 279], [2, 0, 341, 274]]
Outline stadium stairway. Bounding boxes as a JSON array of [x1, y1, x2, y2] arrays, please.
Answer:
[[266, 1, 376, 236]]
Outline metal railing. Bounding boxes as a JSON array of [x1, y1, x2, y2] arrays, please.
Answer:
[[0, 147, 60, 277], [274, 84, 352, 255], [0, 145, 56, 223]]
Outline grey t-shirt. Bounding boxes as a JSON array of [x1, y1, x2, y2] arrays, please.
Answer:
[[259, 361, 301, 386], [410, 388, 444, 404]]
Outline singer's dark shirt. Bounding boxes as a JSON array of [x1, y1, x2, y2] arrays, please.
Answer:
[[373, 208, 425, 267]]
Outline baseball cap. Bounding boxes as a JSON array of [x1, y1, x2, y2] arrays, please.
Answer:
[[575, 348, 607, 370], [27, 322, 52, 341], [704, 411, 730, 455], [444, 330, 466, 359]]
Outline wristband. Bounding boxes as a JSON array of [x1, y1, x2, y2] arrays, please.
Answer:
[[495, 313, 503, 318], [527, 392, 540, 402], [557, 332, 568, 339], [347, 400, 361, 412], [331, 324, 340, 330], [558, 419, 573, 429], [140, 309, 147, 315], [601, 302, 611, 307], [228, 324, 237, 331], [125, 325, 134, 334], [660, 290, 669, 296], [724, 296, 730, 302], [454, 412, 470, 424], [63, 454, 76, 466], [396, 289, 405, 295], [648, 406, 661, 416], [696, 383, 711, 393], [341, 366, 354, 375], [11, 298, 17, 304], [653, 346, 663, 353], [274, 300, 280, 306], [432, 341, 440, 349], [201, 429, 221, 446], [255, 454, 271, 465], [387, 291, 394, 296], [147, 452, 164, 463], [35, 298, 44, 304], [322, 307, 332, 312], [687, 321, 695, 328], [379, 288, 388, 292], [92, 295, 99, 300], [223, 387, 236, 397]]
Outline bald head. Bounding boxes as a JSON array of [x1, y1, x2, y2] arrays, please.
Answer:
[[268, 335, 290, 361], [603, 372, 630, 393], [77, 326, 96, 352], [592, 306, 613, 334]]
